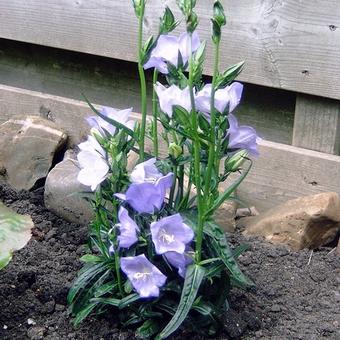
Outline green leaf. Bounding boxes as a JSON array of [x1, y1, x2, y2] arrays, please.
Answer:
[[90, 297, 120, 307], [173, 105, 191, 129], [0, 202, 34, 270], [118, 293, 140, 309], [204, 220, 254, 288], [232, 244, 250, 258], [80, 254, 103, 263], [67, 262, 110, 304], [216, 61, 245, 89], [159, 6, 177, 34], [82, 94, 138, 141], [94, 281, 117, 298], [136, 319, 160, 338], [157, 264, 205, 339], [206, 158, 252, 216], [73, 302, 98, 326]]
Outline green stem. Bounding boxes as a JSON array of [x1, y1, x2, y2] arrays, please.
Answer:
[[114, 244, 124, 296], [137, 3, 147, 161], [152, 69, 159, 157], [204, 40, 220, 202], [187, 33, 204, 263], [169, 165, 178, 208]]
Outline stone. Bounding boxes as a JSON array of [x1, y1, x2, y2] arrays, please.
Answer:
[[242, 192, 340, 250], [214, 200, 237, 232], [44, 153, 93, 225], [0, 116, 67, 190], [44, 149, 139, 225]]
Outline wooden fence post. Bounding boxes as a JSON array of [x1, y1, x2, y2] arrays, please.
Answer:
[[293, 94, 340, 155]]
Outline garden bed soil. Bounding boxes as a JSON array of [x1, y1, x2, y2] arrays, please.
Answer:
[[0, 183, 339, 340]]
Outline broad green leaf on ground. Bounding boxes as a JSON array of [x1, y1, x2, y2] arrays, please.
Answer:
[[0, 202, 34, 270], [157, 264, 205, 339]]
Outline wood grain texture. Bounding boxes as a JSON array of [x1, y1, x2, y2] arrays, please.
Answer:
[[0, 0, 340, 99], [2, 84, 340, 212], [293, 94, 340, 154], [238, 140, 340, 212], [0, 39, 295, 144]]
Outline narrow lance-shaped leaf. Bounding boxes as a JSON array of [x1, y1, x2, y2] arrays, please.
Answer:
[[157, 264, 205, 339], [204, 219, 254, 288], [0, 202, 33, 270]]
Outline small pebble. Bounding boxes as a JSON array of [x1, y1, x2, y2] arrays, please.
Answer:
[[271, 304, 281, 312], [27, 318, 36, 325]]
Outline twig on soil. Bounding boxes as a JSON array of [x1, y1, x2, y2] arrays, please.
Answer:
[[327, 247, 336, 255], [307, 250, 313, 266]]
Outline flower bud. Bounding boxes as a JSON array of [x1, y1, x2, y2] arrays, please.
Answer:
[[225, 150, 248, 172], [160, 6, 177, 34], [169, 143, 182, 159], [132, 0, 144, 18], [213, 1, 226, 27]]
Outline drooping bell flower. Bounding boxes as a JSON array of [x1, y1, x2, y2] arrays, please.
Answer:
[[227, 114, 259, 156], [77, 150, 109, 191], [130, 158, 163, 184], [150, 214, 194, 254], [195, 82, 243, 115], [117, 207, 139, 249], [144, 31, 200, 74], [115, 173, 174, 214], [77, 135, 109, 191], [120, 254, 167, 298], [155, 83, 191, 117], [78, 135, 106, 157], [164, 249, 193, 278], [87, 106, 135, 137]]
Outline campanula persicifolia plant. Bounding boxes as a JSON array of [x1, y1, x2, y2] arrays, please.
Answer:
[[68, 0, 259, 338]]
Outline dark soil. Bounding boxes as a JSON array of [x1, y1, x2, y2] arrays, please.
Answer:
[[0, 183, 339, 340]]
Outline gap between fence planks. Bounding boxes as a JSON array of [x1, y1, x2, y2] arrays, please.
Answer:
[[1, 84, 340, 212], [293, 94, 340, 155], [0, 0, 340, 100]]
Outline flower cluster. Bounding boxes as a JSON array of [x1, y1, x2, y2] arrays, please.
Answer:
[[70, 1, 259, 338]]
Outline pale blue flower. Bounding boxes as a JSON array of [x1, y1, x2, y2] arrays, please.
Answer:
[[77, 150, 109, 191], [155, 83, 191, 117], [195, 82, 243, 114], [117, 207, 139, 249], [144, 31, 200, 74], [87, 106, 135, 136], [130, 158, 163, 184], [164, 249, 193, 278], [151, 214, 194, 254], [120, 254, 167, 298], [227, 114, 259, 156], [78, 135, 106, 157], [115, 173, 174, 214]]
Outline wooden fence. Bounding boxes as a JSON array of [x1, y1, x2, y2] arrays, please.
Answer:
[[0, 0, 340, 212]]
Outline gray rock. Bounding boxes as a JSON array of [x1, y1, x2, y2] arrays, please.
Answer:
[[0, 116, 67, 190], [44, 155, 93, 225]]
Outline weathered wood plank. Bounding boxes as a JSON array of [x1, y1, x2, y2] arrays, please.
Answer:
[[238, 140, 340, 212], [1, 84, 340, 213], [0, 1, 340, 99], [0, 39, 295, 144], [292, 94, 340, 154]]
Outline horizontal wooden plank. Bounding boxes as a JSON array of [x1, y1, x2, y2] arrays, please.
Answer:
[[1, 84, 340, 213], [0, 40, 295, 144], [238, 140, 340, 212], [0, 1, 340, 99]]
